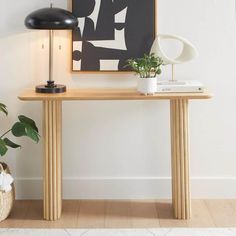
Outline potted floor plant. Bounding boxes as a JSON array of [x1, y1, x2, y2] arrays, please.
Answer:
[[0, 102, 39, 221], [127, 53, 163, 95]]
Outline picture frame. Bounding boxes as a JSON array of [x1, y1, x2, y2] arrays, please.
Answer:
[[72, 0, 157, 73]]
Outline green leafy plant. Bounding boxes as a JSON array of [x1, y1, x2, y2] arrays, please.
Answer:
[[0, 103, 40, 157], [126, 53, 163, 78]]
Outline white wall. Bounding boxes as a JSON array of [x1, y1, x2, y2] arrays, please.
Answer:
[[0, 0, 236, 199]]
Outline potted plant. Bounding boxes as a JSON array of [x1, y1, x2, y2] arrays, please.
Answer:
[[0, 102, 39, 221], [126, 53, 163, 95]]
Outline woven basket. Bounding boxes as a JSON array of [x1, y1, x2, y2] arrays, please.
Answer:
[[0, 162, 15, 222]]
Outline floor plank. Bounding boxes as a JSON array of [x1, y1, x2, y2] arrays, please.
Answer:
[[1, 200, 236, 228], [0, 200, 30, 228], [105, 200, 132, 228], [51, 200, 80, 228], [77, 200, 105, 228], [22, 200, 51, 228], [187, 200, 215, 227], [131, 200, 160, 228], [228, 199, 236, 212], [156, 200, 188, 227], [205, 200, 236, 227]]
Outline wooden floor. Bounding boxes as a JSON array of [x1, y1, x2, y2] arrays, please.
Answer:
[[1, 200, 236, 228]]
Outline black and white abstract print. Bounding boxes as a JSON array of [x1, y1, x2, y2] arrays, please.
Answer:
[[72, 0, 156, 72]]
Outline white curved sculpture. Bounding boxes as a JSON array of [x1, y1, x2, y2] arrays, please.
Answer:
[[150, 34, 198, 65]]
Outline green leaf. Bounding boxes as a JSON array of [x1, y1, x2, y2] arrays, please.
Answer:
[[18, 115, 39, 132], [156, 68, 162, 75], [25, 127, 40, 143], [0, 138, 8, 156], [125, 54, 163, 78], [0, 103, 8, 116], [11, 122, 40, 143], [3, 138, 21, 149], [11, 122, 26, 137]]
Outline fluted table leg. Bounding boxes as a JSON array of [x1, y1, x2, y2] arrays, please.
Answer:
[[170, 99, 191, 220], [43, 100, 62, 221]]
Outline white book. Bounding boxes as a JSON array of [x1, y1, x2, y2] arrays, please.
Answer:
[[156, 80, 204, 93]]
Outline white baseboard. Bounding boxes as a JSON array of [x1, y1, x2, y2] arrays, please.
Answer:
[[14, 177, 236, 199]]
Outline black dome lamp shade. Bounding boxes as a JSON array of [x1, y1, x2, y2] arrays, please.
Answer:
[[25, 5, 78, 93], [25, 7, 78, 30]]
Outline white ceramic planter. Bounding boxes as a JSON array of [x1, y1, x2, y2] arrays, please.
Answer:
[[137, 77, 157, 95]]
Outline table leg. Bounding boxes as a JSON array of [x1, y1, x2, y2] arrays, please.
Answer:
[[43, 100, 62, 220], [170, 99, 191, 219]]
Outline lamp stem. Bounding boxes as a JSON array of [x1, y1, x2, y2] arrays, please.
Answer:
[[35, 27, 66, 93], [49, 29, 54, 83]]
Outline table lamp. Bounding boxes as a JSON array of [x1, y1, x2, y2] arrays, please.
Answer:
[[150, 34, 198, 82], [25, 4, 78, 93]]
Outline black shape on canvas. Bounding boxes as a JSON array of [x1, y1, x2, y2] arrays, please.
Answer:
[[73, 0, 115, 40], [73, 50, 82, 61], [72, 0, 95, 17], [81, 41, 100, 71]]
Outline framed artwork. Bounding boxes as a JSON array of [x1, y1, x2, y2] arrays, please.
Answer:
[[72, 0, 156, 72]]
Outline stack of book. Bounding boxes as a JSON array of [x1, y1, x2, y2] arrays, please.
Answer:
[[156, 80, 204, 93]]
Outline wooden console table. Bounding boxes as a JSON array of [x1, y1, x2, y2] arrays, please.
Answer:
[[18, 88, 212, 221]]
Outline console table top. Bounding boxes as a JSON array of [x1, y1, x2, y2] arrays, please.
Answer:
[[19, 88, 212, 101]]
